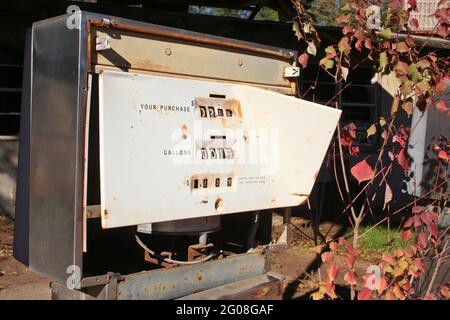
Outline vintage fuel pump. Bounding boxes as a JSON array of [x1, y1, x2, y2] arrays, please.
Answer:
[[13, 11, 341, 299]]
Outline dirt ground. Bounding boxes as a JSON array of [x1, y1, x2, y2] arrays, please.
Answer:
[[0, 216, 50, 299], [0, 214, 373, 300]]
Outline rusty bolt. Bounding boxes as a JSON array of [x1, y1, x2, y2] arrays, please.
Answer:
[[284, 51, 295, 59], [243, 131, 249, 143], [165, 48, 172, 56]]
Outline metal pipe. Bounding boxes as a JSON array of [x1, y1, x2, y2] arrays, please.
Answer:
[[0, 135, 19, 142], [199, 233, 208, 246]]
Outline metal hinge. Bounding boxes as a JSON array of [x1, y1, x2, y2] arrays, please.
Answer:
[[96, 35, 111, 51], [284, 67, 300, 78]]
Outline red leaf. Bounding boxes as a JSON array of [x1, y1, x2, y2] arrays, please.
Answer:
[[342, 25, 353, 35], [355, 28, 364, 40], [417, 59, 430, 69], [324, 278, 335, 291], [436, 100, 448, 112], [393, 284, 406, 300], [349, 145, 360, 156], [329, 241, 339, 251], [389, 0, 399, 10], [429, 222, 438, 240], [385, 290, 396, 300], [412, 258, 425, 272], [338, 237, 347, 246], [438, 150, 449, 161], [383, 252, 395, 265], [344, 254, 356, 269], [404, 216, 415, 228], [408, 0, 417, 11], [336, 14, 351, 24], [345, 244, 359, 257], [410, 18, 419, 28], [423, 293, 437, 300], [344, 271, 357, 285], [434, 8, 449, 19], [401, 229, 412, 240], [378, 277, 388, 293], [355, 39, 363, 52], [392, 127, 409, 147], [358, 289, 373, 300], [351, 160, 375, 184], [414, 214, 422, 228], [327, 265, 339, 282], [436, 24, 449, 38], [321, 252, 334, 264], [364, 38, 372, 50], [420, 211, 436, 225], [436, 80, 447, 95], [417, 231, 428, 249], [395, 61, 409, 75], [412, 206, 423, 214], [298, 53, 309, 69], [440, 285, 450, 298], [340, 123, 357, 147]]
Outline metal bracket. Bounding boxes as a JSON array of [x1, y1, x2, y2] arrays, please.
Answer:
[[284, 67, 300, 78], [188, 243, 214, 261], [96, 35, 111, 51]]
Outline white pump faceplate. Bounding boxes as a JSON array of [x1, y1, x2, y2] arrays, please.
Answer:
[[98, 70, 341, 229]]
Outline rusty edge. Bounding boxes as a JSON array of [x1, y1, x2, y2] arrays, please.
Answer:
[[88, 18, 294, 60]]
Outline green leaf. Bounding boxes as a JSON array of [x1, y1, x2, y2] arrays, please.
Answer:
[[387, 71, 401, 93], [396, 42, 409, 53], [320, 57, 334, 70], [292, 21, 303, 41], [401, 80, 413, 97], [379, 28, 392, 40], [304, 22, 312, 34], [341, 66, 349, 81], [311, 290, 324, 300], [391, 95, 400, 116], [338, 37, 351, 56], [307, 41, 317, 56], [324, 59, 335, 70], [379, 51, 388, 72], [384, 265, 393, 273], [407, 63, 421, 82], [366, 124, 377, 138]]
